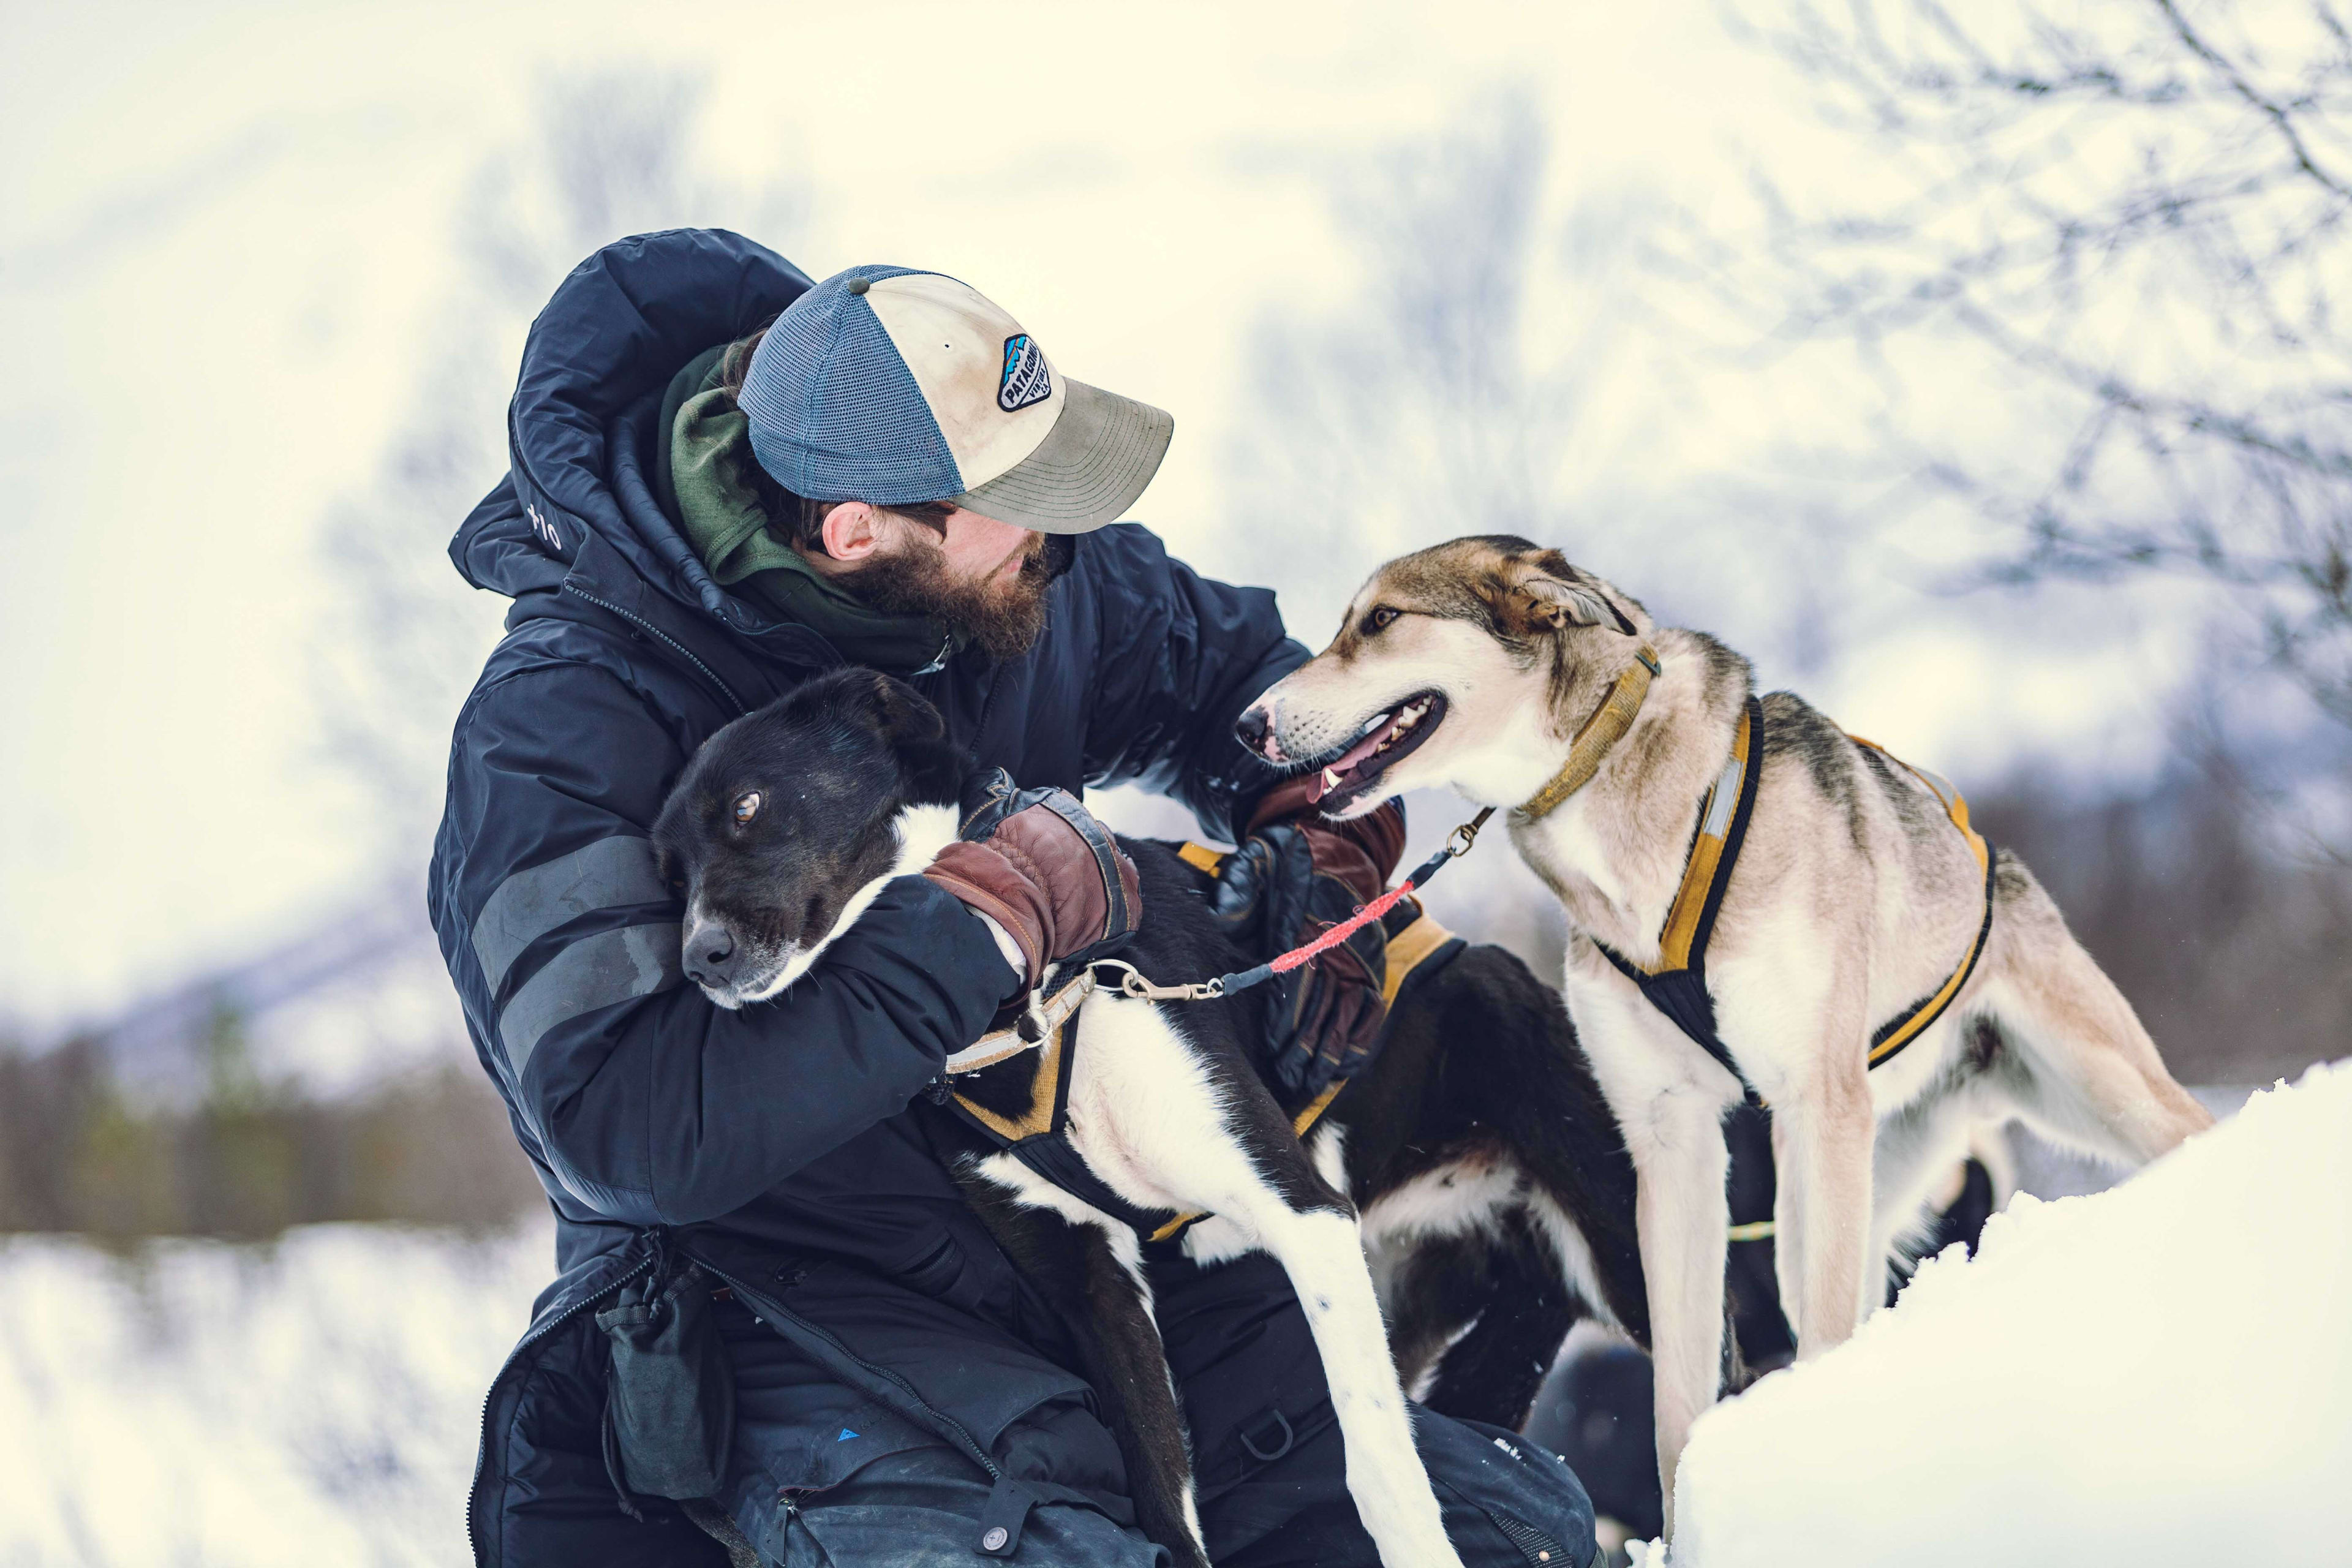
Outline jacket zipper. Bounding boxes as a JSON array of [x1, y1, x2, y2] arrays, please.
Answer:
[[466, 1250, 658, 1563], [960, 670, 1008, 774], [560, 581, 750, 718]]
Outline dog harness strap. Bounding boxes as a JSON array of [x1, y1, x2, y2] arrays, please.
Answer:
[[1847, 732, 1998, 1069], [947, 1017, 1074, 1145], [1868, 837, 1999, 1067], [1516, 645, 1662, 823], [1659, 700, 1759, 971], [1591, 695, 1762, 1081], [1601, 704, 2002, 1080], [1014, 1134, 1181, 1237], [1144, 913, 1470, 1246], [1175, 841, 1228, 877], [942, 968, 1097, 1076]]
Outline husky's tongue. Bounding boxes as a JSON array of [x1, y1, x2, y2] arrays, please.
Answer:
[[1307, 710, 1398, 802]]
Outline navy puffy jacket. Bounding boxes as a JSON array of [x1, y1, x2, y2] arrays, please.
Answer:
[[428, 229, 1308, 1564]]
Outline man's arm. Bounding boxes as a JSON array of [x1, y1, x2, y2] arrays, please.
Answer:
[[430, 664, 1015, 1227], [1076, 524, 1310, 842]]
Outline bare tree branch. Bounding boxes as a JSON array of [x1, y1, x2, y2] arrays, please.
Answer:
[[1722, 0, 2352, 742]]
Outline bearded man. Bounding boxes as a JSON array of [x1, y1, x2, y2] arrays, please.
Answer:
[[429, 230, 1596, 1568]]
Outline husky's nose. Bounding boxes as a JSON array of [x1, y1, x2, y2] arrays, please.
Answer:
[[682, 922, 741, 989], [1234, 702, 1278, 761]]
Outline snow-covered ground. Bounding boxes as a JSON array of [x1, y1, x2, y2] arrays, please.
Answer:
[[0, 1219, 551, 1567], [1660, 1060, 2352, 1567], [2, 1071, 2341, 1566]]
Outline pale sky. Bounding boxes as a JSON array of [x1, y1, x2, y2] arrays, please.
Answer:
[[0, 0, 2226, 1030]]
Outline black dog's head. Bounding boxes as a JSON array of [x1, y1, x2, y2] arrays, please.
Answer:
[[652, 668, 962, 1009]]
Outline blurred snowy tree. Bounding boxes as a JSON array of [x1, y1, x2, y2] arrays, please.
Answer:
[[314, 69, 810, 862], [1729, 0, 2352, 748], [1221, 96, 1687, 644]]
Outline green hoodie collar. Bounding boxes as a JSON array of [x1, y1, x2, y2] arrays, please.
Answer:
[[661, 346, 959, 675]]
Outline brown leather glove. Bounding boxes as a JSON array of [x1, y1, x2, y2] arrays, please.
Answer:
[[1246, 776, 1408, 877], [1210, 783, 1408, 1098], [923, 770, 1143, 990]]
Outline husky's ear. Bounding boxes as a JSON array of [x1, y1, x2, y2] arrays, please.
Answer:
[[1504, 551, 1629, 634]]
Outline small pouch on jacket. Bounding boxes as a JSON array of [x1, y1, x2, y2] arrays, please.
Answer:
[[597, 1255, 736, 1508]]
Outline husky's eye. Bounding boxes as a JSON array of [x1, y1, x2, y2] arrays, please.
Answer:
[[732, 792, 763, 827], [1361, 605, 1401, 635]]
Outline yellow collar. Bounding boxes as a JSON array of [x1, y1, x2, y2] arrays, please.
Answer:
[[1515, 646, 1661, 822]]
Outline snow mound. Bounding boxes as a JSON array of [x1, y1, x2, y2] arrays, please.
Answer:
[[1668, 1059, 2352, 1567], [0, 1221, 549, 1566]]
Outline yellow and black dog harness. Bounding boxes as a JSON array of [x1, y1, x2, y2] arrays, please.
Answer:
[[1593, 696, 1999, 1082], [938, 885, 1466, 1245]]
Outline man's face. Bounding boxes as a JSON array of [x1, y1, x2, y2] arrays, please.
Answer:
[[854, 505, 1055, 660]]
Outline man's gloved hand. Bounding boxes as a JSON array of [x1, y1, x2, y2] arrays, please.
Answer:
[[1210, 778, 1407, 1098], [923, 769, 1143, 992]]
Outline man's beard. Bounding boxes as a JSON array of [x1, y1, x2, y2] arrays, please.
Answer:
[[850, 529, 1054, 660]]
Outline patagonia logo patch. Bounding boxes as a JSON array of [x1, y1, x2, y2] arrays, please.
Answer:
[[998, 334, 1052, 412]]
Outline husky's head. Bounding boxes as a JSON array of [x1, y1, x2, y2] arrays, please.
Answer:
[[652, 668, 962, 1010], [1235, 536, 1654, 816]]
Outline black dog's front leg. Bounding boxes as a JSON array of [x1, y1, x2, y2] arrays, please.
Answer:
[[1074, 1226, 1208, 1568], [962, 1191, 1208, 1568]]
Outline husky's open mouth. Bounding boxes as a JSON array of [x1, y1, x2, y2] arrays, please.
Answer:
[[1305, 692, 1445, 812]]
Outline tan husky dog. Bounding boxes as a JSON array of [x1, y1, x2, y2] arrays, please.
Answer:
[[1235, 535, 2213, 1524]]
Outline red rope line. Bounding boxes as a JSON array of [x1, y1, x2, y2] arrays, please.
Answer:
[[1266, 880, 1420, 974]]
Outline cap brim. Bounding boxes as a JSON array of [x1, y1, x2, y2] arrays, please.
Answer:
[[950, 379, 1173, 534]]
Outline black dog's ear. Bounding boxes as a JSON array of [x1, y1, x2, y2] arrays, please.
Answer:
[[840, 671, 958, 799], [856, 671, 946, 747]]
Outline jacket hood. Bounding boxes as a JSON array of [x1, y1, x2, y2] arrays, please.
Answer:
[[449, 228, 818, 639]]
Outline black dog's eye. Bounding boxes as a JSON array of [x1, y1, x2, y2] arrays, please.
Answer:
[[1360, 605, 1401, 635], [732, 792, 762, 827]]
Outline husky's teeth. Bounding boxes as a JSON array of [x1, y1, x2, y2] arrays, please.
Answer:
[[1322, 766, 1344, 791], [1395, 710, 1419, 730]]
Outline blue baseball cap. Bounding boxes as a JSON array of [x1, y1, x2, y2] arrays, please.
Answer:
[[736, 265, 1175, 533]]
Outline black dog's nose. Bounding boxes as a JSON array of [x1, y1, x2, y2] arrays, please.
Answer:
[[683, 924, 741, 988], [1233, 704, 1271, 755]]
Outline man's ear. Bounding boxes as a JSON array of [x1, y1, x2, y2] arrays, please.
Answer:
[[818, 501, 884, 562]]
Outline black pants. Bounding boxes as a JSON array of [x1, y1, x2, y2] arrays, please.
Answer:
[[715, 1255, 1597, 1567]]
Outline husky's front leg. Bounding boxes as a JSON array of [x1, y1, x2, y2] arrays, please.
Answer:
[[1245, 1193, 1466, 1568], [1566, 967, 1742, 1531], [1627, 1090, 1735, 1531], [1730, 956, 1877, 1354], [1765, 1046, 1878, 1351]]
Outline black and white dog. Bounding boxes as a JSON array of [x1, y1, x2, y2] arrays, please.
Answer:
[[651, 669, 1651, 1568]]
